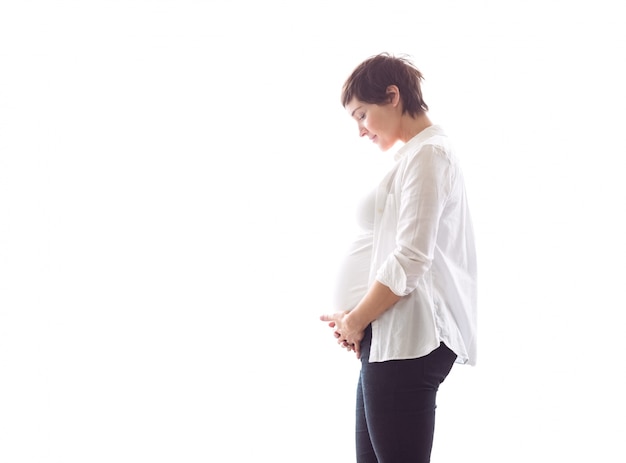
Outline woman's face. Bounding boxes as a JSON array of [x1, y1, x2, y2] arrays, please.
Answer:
[[345, 97, 400, 152]]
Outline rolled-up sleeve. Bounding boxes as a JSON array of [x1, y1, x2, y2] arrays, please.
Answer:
[[376, 145, 453, 296]]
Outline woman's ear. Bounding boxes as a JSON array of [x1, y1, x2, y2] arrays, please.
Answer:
[[386, 85, 400, 106]]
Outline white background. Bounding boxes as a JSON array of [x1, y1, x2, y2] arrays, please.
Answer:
[[1, 1, 625, 461]]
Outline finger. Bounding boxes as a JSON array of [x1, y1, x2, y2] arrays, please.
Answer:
[[320, 315, 338, 329], [340, 340, 354, 351]]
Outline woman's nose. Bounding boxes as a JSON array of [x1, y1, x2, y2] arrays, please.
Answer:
[[359, 126, 368, 138]]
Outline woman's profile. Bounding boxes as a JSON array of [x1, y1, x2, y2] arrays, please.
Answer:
[[321, 52, 477, 462]]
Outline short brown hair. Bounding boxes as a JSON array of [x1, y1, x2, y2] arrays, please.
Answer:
[[341, 52, 429, 117]]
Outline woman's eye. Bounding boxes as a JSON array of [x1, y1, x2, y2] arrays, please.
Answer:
[[358, 113, 365, 121]]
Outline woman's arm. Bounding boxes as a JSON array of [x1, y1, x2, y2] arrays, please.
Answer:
[[320, 280, 401, 358]]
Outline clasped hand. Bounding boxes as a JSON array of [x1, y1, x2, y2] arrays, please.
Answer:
[[320, 311, 365, 359]]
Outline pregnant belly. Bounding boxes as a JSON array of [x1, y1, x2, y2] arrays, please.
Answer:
[[332, 233, 372, 312]]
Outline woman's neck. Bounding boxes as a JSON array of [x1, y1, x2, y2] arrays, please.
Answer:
[[399, 112, 433, 143]]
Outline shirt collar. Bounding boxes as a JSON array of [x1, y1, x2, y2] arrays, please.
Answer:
[[393, 125, 444, 162]]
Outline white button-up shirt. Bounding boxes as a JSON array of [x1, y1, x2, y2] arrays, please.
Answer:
[[368, 125, 477, 365]]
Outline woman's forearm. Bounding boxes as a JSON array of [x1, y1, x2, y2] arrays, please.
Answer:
[[346, 280, 402, 333]]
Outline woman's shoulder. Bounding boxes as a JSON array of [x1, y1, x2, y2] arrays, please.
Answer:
[[403, 139, 454, 168]]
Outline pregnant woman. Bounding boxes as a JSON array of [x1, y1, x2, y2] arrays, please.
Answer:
[[320, 53, 478, 463]]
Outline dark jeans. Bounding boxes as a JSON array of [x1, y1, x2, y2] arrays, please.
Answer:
[[356, 325, 456, 463]]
